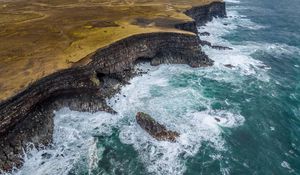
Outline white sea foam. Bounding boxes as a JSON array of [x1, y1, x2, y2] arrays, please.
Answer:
[[198, 5, 300, 83], [281, 161, 295, 173], [7, 109, 119, 175], [108, 66, 245, 175], [198, 10, 269, 78], [255, 42, 300, 56], [224, 0, 240, 4], [9, 64, 245, 175]]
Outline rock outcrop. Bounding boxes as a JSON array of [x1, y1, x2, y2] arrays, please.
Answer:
[[136, 112, 180, 142], [175, 21, 198, 34], [200, 39, 233, 50], [175, 1, 226, 33], [185, 1, 226, 25], [224, 64, 235, 68], [211, 45, 233, 50], [199, 32, 211, 36]]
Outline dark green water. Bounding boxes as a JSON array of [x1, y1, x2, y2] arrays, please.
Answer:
[[7, 0, 300, 175]]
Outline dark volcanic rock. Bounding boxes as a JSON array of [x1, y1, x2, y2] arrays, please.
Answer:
[[215, 117, 221, 122], [185, 2, 226, 25], [90, 32, 213, 74], [199, 32, 211, 36], [224, 64, 235, 68], [176, 2, 226, 33], [200, 40, 232, 50], [257, 65, 269, 69], [175, 20, 198, 34], [136, 112, 179, 142], [200, 40, 212, 47], [211, 45, 233, 50]]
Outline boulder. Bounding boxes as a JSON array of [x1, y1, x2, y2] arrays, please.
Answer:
[[199, 32, 211, 36], [224, 64, 235, 69], [211, 45, 233, 50], [136, 112, 179, 142]]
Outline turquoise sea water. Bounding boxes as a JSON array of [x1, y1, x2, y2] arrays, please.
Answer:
[[6, 0, 300, 174]]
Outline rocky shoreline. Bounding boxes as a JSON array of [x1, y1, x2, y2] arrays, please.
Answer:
[[0, 2, 226, 171]]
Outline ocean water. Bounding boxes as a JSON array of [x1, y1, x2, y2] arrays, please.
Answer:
[[4, 0, 300, 174]]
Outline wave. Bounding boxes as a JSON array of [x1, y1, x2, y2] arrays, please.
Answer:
[[199, 3, 300, 78], [108, 64, 245, 175], [8, 62, 246, 175], [198, 9, 268, 76], [6, 109, 120, 175]]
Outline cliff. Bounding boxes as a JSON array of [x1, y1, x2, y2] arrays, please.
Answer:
[[185, 1, 226, 25], [0, 1, 226, 171]]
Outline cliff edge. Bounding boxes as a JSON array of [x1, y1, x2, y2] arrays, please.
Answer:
[[0, 1, 226, 171]]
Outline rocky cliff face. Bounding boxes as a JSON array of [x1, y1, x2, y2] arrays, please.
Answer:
[[0, 1, 226, 171], [185, 1, 226, 25], [175, 1, 226, 32]]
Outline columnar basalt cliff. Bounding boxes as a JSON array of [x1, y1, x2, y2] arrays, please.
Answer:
[[185, 1, 227, 25], [0, 2, 226, 171], [175, 1, 226, 32]]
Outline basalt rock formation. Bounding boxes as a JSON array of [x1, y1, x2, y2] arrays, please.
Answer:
[[199, 32, 211, 36], [175, 2, 226, 33], [200, 39, 233, 50], [224, 64, 235, 69], [0, 1, 226, 171], [136, 112, 180, 142], [185, 1, 227, 26]]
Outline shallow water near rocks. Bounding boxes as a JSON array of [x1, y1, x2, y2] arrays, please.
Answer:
[[4, 0, 300, 174]]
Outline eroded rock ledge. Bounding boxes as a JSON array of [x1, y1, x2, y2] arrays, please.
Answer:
[[0, 1, 226, 171], [175, 2, 226, 33]]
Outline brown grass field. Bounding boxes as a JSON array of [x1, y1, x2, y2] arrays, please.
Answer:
[[0, 0, 220, 101]]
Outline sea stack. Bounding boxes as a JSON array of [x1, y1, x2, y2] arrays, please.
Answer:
[[136, 112, 180, 142]]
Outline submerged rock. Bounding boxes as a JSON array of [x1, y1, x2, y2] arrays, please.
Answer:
[[200, 40, 212, 47], [136, 112, 180, 142], [214, 117, 221, 122], [199, 32, 211, 36], [200, 40, 232, 50], [257, 65, 269, 69], [224, 64, 235, 69], [211, 45, 233, 50]]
